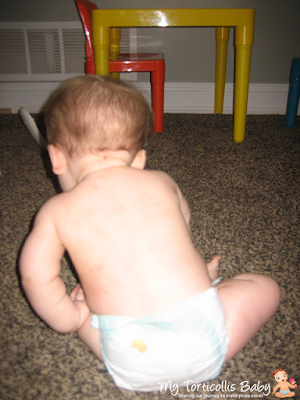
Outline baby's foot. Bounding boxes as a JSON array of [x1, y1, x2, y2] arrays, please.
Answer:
[[207, 255, 221, 281]]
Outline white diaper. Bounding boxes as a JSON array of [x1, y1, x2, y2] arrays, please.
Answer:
[[91, 287, 229, 392]]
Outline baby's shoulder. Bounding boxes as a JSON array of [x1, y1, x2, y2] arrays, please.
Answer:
[[34, 193, 68, 224], [143, 169, 176, 186]]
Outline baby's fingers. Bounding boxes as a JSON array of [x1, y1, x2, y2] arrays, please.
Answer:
[[75, 287, 85, 301], [70, 284, 84, 301]]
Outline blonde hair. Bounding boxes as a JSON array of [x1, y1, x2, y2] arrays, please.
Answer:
[[45, 75, 153, 156]]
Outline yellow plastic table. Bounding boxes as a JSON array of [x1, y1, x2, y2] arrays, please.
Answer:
[[92, 9, 255, 142]]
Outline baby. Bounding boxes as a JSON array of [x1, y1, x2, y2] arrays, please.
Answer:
[[20, 75, 280, 392], [272, 369, 296, 398]]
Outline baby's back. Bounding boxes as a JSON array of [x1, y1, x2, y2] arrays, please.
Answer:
[[53, 167, 211, 317]]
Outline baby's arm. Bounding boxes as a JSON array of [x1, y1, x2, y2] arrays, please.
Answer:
[[272, 383, 280, 394], [19, 202, 90, 333], [174, 182, 191, 230], [173, 177, 222, 279]]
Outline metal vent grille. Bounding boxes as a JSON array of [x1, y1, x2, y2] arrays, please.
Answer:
[[120, 28, 134, 53], [63, 29, 85, 74], [28, 29, 61, 73], [0, 22, 136, 81], [0, 29, 27, 74]]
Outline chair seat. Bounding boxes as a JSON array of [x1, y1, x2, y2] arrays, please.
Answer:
[[110, 54, 165, 73]]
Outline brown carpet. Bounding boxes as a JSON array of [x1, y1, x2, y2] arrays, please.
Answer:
[[1, 114, 299, 400]]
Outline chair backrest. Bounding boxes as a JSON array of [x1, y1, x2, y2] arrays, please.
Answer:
[[75, 0, 98, 74]]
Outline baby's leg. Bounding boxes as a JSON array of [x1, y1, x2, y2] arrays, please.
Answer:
[[217, 273, 280, 362]]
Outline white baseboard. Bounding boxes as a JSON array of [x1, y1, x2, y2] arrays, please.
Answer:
[[0, 81, 298, 115]]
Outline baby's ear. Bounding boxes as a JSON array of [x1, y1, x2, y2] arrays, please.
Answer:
[[47, 144, 67, 175], [131, 149, 147, 169]]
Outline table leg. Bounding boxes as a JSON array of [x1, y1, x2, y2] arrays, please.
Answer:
[[234, 43, 252, 142], [215, 27, 229, 114], [92, 24, 110, 76], [234, 19, 254, 143], [109, 28, 121, 81]]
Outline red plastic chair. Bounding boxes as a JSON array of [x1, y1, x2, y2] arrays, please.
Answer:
[[75, 0, 165, 133]]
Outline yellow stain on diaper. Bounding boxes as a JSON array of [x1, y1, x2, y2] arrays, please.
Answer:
[[132, 339, 147, 352]]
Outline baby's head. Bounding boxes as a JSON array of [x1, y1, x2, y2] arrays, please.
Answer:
[[273, 369, 288, 382], [45, 75, 153, 158]]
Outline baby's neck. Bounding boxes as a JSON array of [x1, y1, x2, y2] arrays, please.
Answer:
[[56, 148, 145, 192], [72, 151, 134, 183]]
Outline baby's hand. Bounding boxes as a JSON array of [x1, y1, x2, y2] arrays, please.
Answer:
[[207, 255, 221, 281], [70, 285, 90, 330], [70, 284, 86, 302]]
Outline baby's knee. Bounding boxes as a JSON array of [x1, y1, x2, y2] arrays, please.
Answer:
[[252, 274, 280, 294], [259, 275, 281, 303], [234, 273, 281, 304]]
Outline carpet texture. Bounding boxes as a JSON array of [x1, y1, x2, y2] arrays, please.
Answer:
[[1, 114, 299, 400]]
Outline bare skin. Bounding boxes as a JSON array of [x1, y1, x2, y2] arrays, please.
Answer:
[[19, 147, 281, 365]]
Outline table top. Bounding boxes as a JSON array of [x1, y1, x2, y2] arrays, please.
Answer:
[[92, 8, 255, 28]]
